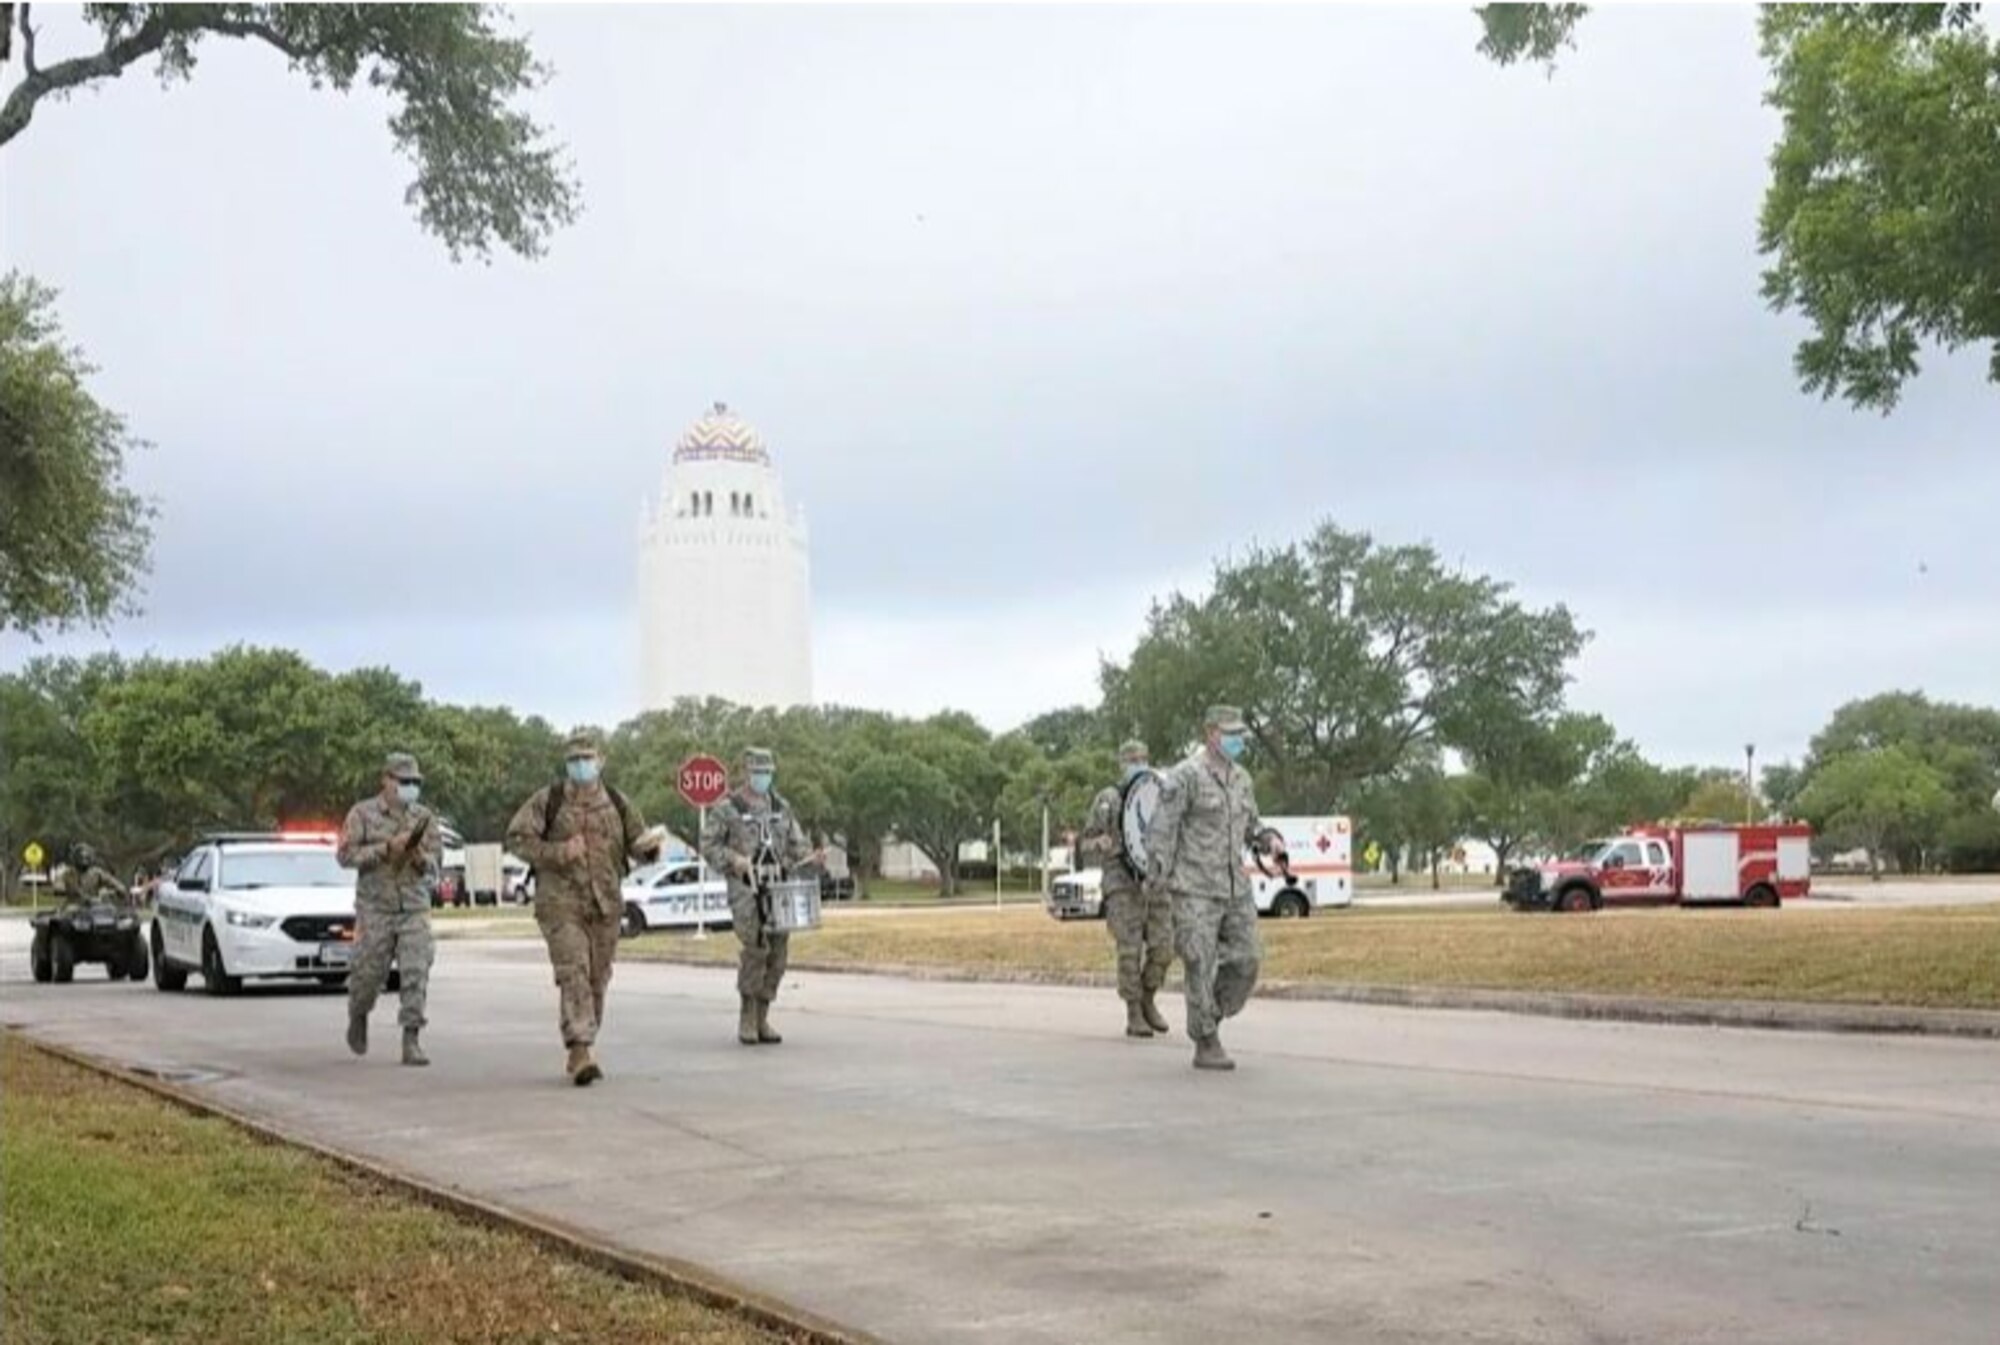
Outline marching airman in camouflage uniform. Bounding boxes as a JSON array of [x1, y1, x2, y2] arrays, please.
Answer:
[[1144, 706, 1266, 1071], [1077, 740, 1173, 1038], [701, 747, 819, 1046], [337, 752, 443, 1067], [507, 730, 660, 1086]]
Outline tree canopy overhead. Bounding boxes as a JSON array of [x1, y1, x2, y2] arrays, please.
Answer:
[[0, 273, 152, 636], [0, 4, 579, 261], [1476, 3, 2000, 412], [1100, 521, 1587, 811]]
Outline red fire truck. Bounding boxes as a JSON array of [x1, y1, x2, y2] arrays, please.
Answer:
[[1503, 822, 1813, 913]]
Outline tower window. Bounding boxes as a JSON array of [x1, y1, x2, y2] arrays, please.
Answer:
[[745, 492, 755, 516]]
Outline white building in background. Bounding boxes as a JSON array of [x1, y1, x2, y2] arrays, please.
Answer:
[[638, 403, 813, 711]]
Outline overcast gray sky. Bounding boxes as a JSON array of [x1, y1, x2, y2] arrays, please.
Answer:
[[4, 4, 1995, 771]]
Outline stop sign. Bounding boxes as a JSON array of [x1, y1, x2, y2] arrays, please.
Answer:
[[677, 754, 729, 809]]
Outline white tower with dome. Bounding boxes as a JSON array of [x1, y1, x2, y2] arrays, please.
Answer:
[[638, 403, 813, 710]]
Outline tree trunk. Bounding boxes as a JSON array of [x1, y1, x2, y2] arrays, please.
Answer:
[[1491, 838, 1513, 886], [1431, 853, 1441, 890]]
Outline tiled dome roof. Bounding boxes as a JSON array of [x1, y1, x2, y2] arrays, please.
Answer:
[[673, 402, 769, 463]]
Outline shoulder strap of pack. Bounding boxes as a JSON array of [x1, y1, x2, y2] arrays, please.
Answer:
[[607, 785, 636, 841], [541, 778, 566, 839]]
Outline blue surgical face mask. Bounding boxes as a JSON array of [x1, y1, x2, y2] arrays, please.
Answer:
[[749, 770, 774, 795], [566, 757, 601, 785], [396, 782, 421, 806], [1122, 763, 1147, 783], [1218, 733, 1247, 761]]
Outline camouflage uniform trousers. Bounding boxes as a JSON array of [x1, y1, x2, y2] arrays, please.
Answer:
[[348, 906, 434, 1031], [1104, 882, 1173, 1002], [730, 887, 790, 1002], [1172, 893, 1262, 1041], [535, 901, 621, 1048]]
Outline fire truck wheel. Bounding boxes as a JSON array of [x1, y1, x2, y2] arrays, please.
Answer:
[[1557, 886, 1596, 914], [1744, 883, 1779, 909]]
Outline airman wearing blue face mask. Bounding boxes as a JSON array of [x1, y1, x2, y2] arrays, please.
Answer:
[[507, 730, 661, 1086], [701, 746, 824, 1046], [1140, 705, 1265, 1072], [337, 751, 443, 1067]]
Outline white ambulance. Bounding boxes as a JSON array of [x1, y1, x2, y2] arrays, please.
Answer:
[[1247, 815, 1354, 917]]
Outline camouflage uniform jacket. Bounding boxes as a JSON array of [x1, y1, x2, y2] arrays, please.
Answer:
[[338, 795, 443, 914], [1078, 783, 1141, 894], [701, 788, 811, 897], [1144, 749, 1261, 902], [507, 782, 652, 919]]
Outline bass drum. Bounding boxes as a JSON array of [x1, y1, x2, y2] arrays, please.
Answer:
[[1116, 769, 1166, 881]]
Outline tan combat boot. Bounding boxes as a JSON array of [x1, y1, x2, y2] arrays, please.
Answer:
[[755, 998, 783, 1044], [738, 995, 760, 1045], [566, 1044, 601, 1086], [1125, 999, 1154, 1038], [1140, 991, 1170, 1035], [1192, 1035, 1236, 1071], [401, 1028, 429, 1067]]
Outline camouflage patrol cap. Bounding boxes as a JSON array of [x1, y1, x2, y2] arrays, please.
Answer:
[[564, 729, 602, 756], [383, 751, 423, 782], [1117, 739, 1149, 761], [744, 746, 776, 770], [1204, 705, 1248, 733]]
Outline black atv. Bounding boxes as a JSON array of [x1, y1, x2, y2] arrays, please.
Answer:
[[30, 899, 150, 984]]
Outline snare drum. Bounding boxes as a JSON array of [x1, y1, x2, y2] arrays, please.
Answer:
[[765, 877, 822, 933]]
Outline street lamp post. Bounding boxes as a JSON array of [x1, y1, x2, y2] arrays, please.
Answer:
[[1744, 742, 1757, 824]]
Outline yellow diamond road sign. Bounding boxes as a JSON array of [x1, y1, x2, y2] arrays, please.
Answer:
[[1362, 842, 1381, 867], [23, 841, 45, 869]]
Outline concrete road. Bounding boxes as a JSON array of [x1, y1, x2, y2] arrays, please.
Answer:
[[3, 928, 1996, 1345]]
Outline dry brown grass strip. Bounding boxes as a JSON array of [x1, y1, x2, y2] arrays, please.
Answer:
[[623, 902, 2000, 1009]]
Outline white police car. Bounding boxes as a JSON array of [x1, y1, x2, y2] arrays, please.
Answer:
[[150, 832, 365, 995], [620, 856, 732, 937]]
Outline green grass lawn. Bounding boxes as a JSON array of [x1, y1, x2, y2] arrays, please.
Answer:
[[619, 902, 2000, 1010], [0, 1034, 801, 1345]]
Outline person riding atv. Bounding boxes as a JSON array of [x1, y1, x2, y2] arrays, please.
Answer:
[[30, 842, 149, 985]]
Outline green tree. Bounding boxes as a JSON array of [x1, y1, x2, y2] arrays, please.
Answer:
[[1459, 711, 1630, 877], [1761, 761, 1808, 820], [1015, 705, 1113, 761], [1, 4, 578, 260], [995, 743, 1106, 875], [1350, 773, 1412, 883], [425, 702, 563, 842], [878, 716, 1007, 897], [1795, 746, 1953, 879], [1477, 3, 2000, 410], [0, 273, 152, 636], [1101, 521, 1587, 810], [1679, 771, 1761, 825], [1401, 767, 1469, 890], [1, 5, 580, 636], [1802, 691, 2000, 871]]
